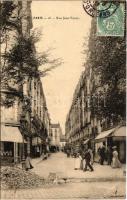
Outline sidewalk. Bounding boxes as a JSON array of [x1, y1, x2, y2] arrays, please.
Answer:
[[30, 152, 126, 182]]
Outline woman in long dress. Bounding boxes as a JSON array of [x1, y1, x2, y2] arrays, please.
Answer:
[[25, 154, 33, 171], [74, 153, 82, 170], [111, 146, 121, 168]]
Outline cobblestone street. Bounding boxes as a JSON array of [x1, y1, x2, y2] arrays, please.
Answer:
[[1, 152, 126, 199]]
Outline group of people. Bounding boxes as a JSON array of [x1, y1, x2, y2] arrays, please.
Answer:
[[72, 143, 122, 172], [24, 143, 122, 172], [98, 143, 121, 168], [74, 148, 94, 172]]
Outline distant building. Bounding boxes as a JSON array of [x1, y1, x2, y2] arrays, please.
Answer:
[[50, 123, 62, 150], [65, 67, 93, 151], [60, 135, 66, 149]]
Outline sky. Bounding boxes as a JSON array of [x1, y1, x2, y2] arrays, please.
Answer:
[[31, 1, 91, 134]]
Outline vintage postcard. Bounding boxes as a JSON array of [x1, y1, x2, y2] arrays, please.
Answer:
[[1, 0, 126, 199]]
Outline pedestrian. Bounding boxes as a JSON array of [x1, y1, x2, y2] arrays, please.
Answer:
[[44, 150, 48, 160], [99, 142, 106, 165], [25, 154, 34, 171], [111, 146, 121, 168], [82, 152, 86, 171], [74, 153, 82, 170], [88, 147, 94, 165], [106, 146, 112, 165], [41, 150, 45, 160], [80, 152, 84, 170], [83, 148, 94, 172], [36, 146, 40, 157], [66, 149, 70, 157]]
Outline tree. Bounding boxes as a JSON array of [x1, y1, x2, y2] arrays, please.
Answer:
[[0, 1, 17, 43], [84, 17, 126, 121], [1, 29, 62, 85], [1, 2, 62, 107]]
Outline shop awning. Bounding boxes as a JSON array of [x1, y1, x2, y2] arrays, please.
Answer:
[[111, 126, 126, 140], [95, 128, 116, 142], [83, 139, 89, 144], [1, 125, 24, 143]]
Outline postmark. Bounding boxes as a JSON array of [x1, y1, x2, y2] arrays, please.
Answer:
[[82, 0, 120, 18], [97, 3, 125, 36]]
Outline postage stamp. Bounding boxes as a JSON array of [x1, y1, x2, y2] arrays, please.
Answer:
[[97, 3, 125, 36], [82, 0, 120, 18]]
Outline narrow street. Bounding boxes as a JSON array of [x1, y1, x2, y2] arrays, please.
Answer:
[[31, 152, 125, 180], [1, 153, 126, 199], [1, 1, 126, 199]]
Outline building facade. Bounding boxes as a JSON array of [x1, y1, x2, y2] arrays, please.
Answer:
[[50, 123, 62, 151], [65, 65, 126, 162], [60, 135, 66, 149], [29, 76, 51, 157], [1, 1, 51, 163], [65, 66, 93, 151], [1, 1, 33, 164]]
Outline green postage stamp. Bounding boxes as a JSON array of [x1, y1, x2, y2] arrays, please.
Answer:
[[97, 3, 125, 36]]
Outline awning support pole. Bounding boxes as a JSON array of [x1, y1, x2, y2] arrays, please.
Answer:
[[22, 134, 25, 169]]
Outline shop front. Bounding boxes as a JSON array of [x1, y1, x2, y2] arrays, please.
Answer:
[[110, 126, 126, 163], [32, 136, 42, 157], [1, 124, 25, 165], [94, 126, 126, 163], [94, 127, 116, 162]]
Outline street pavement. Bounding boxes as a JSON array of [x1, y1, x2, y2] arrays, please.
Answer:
[[31, 152, 125, 181], [1, 181, 125, 199], [1, 152, 126, 199]]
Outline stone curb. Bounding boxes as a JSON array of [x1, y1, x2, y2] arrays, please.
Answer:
[[67, 177, 126, 183]]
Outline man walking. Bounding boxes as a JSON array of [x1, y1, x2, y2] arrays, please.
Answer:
[[106, 146, 112, 165], [99, 142, 106, 165], [83, 148, 94, 172]]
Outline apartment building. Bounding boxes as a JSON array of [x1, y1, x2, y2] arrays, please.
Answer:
[[50, 123, 62, 151], [1, 1, 51, 163]]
